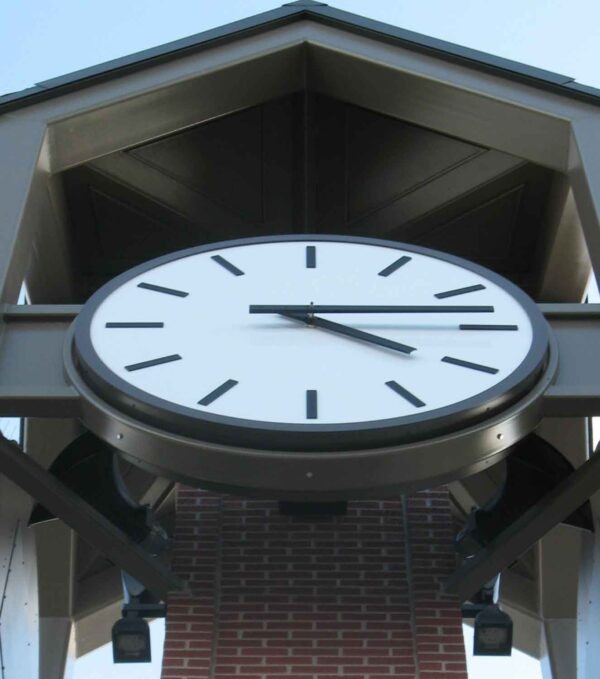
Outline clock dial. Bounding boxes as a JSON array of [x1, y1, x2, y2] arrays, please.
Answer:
[[73, 236, 549, 451]]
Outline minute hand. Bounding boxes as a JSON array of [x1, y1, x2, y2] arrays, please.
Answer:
[[250, 304, 494, 314], [280, 312, 416, 355]]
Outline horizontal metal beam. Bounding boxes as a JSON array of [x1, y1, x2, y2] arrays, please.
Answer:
[[1, 304, 83, 322], [2, 303, 600, 418], [540, 303, 600, 415], [445, 445, 600, 602], [0, 433, 186, 600], [0, 304, 82, 416]]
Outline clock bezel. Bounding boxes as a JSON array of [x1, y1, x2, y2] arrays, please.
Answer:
[[72, 234, 550, 452]]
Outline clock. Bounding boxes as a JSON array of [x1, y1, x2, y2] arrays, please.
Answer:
[[66, 235, 556, 498]]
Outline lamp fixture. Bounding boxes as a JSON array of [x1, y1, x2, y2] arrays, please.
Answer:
[[112, 613, 152, 663], [473, 604, 513, 656], [112, 572, 167, 663], [460, 575, 513, 656]]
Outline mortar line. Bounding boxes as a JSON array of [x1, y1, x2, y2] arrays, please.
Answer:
[[401, 496, 420, 679], [208, 496, 224, 679]]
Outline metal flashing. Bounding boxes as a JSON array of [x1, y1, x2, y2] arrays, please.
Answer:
[[312, 4, 576, 85], [563, 81, 600, 97], [1, 2, 599, 116], [0, 4, 301, 112]]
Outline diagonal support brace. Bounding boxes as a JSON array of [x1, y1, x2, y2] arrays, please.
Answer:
[[445, 446, 600, 601], [0, 433, 187, 600]]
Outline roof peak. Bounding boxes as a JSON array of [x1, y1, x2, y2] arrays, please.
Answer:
[[1, 0, 596, 114], [282, 1, 328, 6]]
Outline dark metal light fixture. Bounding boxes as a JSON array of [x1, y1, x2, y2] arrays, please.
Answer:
[[112, 571, 167, 663], [461, 576, 513, 656], [473, 604, 513, 656], [112, 614, 152, 663]]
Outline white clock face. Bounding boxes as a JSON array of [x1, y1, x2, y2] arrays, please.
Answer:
[[74, 236, 548, 450]]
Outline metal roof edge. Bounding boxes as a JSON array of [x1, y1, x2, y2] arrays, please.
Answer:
[[563, 81, 600, 97], [0, 4, 303, 114], [306, 5, 600, 105], [1, 2, 599, 117], [34, 5, 301, 90], [311, 5, 576, 86]]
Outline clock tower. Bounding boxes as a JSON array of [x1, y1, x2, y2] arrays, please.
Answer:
[[1, 2, 600, 678]]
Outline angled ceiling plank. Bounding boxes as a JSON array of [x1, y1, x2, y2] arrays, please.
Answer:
[[445, 445, 600, 601], [347, 150, 525, 235], [89, 152, 250, 233], [307, 42, 575, 171], [47, 44, 304, 171], [0, 434, 185, 600]]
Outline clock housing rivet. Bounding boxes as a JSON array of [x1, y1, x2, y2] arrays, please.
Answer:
[[116, 433, 123, 440], [306, 472, 313, 478], [497, 433, 504, 440]]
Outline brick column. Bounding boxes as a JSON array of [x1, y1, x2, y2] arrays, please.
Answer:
[[161, 488, 468, 679]]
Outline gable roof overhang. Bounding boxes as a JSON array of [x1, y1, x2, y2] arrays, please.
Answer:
[[2, 0, 600, 116], [2, 9, 598, 174], [2, 1, 600, 301]]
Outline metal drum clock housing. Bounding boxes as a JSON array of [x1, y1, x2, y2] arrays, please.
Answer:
[[65, 235, 556, 499]]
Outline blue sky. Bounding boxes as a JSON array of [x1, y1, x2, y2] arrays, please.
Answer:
[[2, 1, 594, 676]]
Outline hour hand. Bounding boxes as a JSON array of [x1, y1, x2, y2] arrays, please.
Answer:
[[280, 312, 416, 355]]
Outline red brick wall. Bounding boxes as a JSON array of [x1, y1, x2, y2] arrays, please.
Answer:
[[161, 488, 468, 679]]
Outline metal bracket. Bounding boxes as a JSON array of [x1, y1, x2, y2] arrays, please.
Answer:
[[0, 433, 186, 599], [445, 445, 600, 602]]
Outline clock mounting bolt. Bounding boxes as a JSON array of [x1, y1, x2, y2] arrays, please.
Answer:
[[116, 433, 124, 440], [306, 472, 314, 479], [497, 433, 504, 440]]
